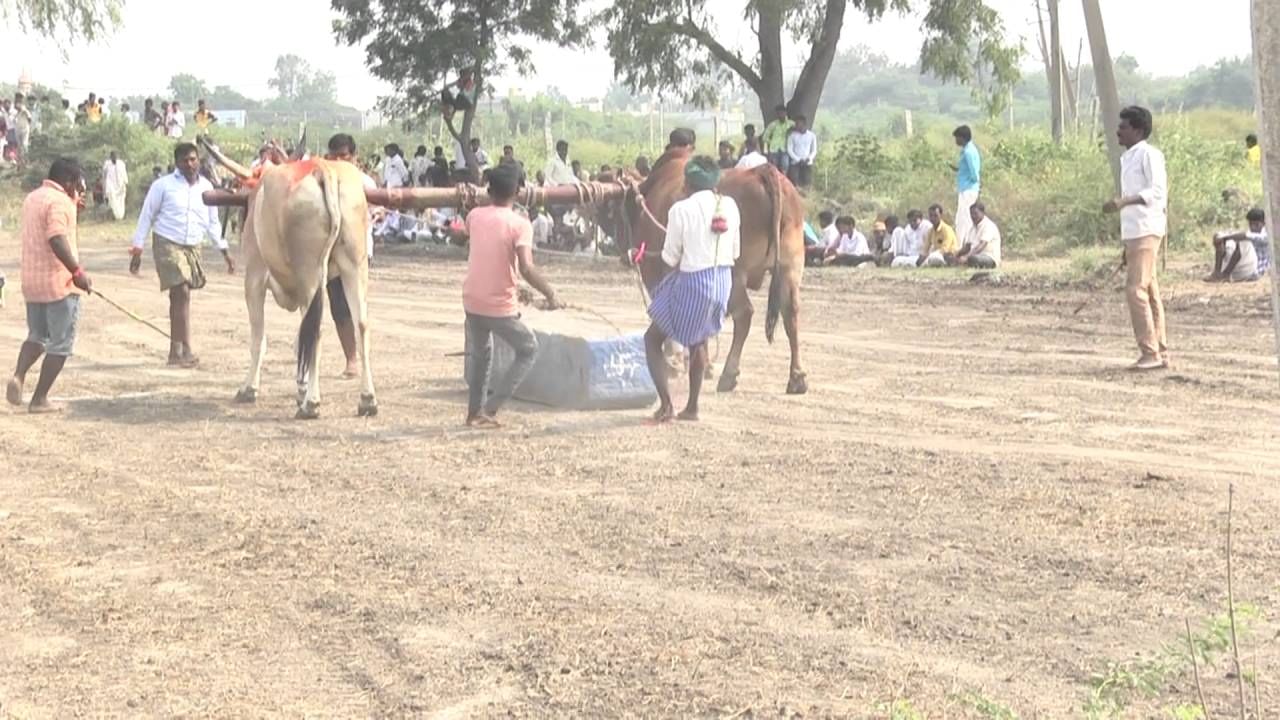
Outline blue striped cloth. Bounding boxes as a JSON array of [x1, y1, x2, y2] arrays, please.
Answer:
[[648, 266, 733, 347]]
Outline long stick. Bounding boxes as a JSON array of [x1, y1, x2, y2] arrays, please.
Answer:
[[1226, 484, 1248, 719], [1072, 253, 1125, 315], [1186, 619, 1213, 720], [91, 289, 172, 340]]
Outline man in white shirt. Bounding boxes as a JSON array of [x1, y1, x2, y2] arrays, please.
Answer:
[[11, 94, 33, 156], [736, 137, 768, 170], [470, 138, 490, 170], [166, 102, 185, 139], [785, 114, 817, 188], [1208, 207, 1268, 283], [381, 144, 410, 189], [530, 206, 554, 247], [823, 215, 875, 266], [102, 151, 129, 221], [645, 156, 741, 423], [129, 143, 234, 367], [884, 209, 930, 268], [954, 202, 1001, 269], [543, 140, 580, 186], [1103, 105, 1169, 370]]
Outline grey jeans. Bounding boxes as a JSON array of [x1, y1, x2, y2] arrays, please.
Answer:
[[466, 313, 539, 418]]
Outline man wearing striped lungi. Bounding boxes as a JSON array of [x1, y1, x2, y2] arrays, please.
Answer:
[[644, 156, 741, 422]]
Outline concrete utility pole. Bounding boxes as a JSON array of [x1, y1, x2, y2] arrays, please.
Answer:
[[1250, 0, 1280, 386], [1082, 0, 1122, 193], [1049, 0, 1064, 143]]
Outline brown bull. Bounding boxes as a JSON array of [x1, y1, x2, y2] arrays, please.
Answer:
[[623, 147, 808, 394], [202, 139, 376, 418]]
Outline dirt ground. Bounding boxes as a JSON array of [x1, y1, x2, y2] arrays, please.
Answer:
[[2, 225, 1279, 718]]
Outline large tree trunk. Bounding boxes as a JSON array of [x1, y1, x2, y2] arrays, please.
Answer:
[[786, 0, 846, 124], [1250, 0, 1280, 385], [1049, 0, 1064, 144], [755, 5, 787, 122], [1082, 0, 1122, 193]]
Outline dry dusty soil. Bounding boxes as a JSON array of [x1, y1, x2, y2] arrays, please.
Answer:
[[2, 227, 1279, 718]]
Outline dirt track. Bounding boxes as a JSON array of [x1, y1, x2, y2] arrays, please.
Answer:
[[2, 229, 1279, 718]]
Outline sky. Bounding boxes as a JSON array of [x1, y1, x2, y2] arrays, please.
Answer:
[[0, 0, 1253, 110]]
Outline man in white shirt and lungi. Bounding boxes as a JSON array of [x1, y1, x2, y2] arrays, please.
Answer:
[[644, 157, 741, 423], [129, 143, 235, 368], [1104, 105, 1169, 371]]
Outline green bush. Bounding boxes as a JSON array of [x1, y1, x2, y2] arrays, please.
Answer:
[[812, 109, 1264, 258]]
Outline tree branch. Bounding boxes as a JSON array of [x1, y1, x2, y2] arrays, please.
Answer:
[[670, 15, 762, 90]]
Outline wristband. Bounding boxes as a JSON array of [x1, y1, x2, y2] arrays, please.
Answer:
[[72, 267, 86, 279]]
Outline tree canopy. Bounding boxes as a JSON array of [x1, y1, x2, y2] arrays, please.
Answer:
[[331, 0, 588, 176], [0, 0, 120, 43], [598, 0, 1021, 124], [268, 54, 338, 107]]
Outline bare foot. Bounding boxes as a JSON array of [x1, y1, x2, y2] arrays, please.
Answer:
[[28, 400, 64, 415], [6, 377, 21, 406], [676, 408, 699, 422], [169, 355, 200, 369], [650, 405, 675, 424], [340, 365, 359, 380], [466, 415, 502, 430]]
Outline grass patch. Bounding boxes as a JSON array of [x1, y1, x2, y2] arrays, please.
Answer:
[[1083, 605, 1260, 719]]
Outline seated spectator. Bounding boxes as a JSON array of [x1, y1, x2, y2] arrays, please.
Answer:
[[806, 211, 836, 266], [876, 215, 903, 265], [531, 206, 554, 247], [870, 220, 889, 256], [802, 220, 824, 266], [824, 216, 875, 267], [953, 202, 1001, 269], [1207, 207, 1270, 283], [883, 209, 930, 267], [736, 137, 768, 169], [717, 140, 736, 169], [921, 204, 959, 267]]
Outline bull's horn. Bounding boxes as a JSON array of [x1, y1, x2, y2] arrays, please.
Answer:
[[290, 125, 308, 161], [198, 136, 253, 181]]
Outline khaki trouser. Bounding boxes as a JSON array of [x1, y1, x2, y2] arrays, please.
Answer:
[[1124, 235, 1167, 358]]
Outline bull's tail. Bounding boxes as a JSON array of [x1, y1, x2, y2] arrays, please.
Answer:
[[762, 167, 785, 344], [319, 160, 344, 272], [296, 287, 324, 388]]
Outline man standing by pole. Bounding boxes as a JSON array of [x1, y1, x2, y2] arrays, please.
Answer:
[[129, 143, 234, 368], [1103, 106, 1169, 371], [952, 125, 982, 241], [7, 158, 92, 413]]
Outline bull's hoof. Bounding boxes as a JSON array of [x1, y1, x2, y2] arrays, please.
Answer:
[[234, 387, 258, 404], [786, 373, 809, 395], [357, 394, 379, 417], [716, 370, 739, 393], [295, 401, 321, 420]]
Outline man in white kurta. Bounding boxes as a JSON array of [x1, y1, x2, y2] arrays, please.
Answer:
[[102, 151, 129, 221]]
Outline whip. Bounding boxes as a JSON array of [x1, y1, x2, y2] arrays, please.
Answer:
[[91, 288, 172, 340]]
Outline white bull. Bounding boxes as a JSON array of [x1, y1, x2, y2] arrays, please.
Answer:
[[225, 155, 377, 419]]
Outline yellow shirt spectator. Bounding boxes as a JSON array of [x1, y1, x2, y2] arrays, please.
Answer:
[[1247, 144, 1261, 167], [86, 104, 102, 123], [926, 220, 958, 255]]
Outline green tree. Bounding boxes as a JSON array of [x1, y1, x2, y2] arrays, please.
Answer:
[[331, 0, 588, 179], [268, 54, 313, 102], [208, 85, 260, 110], [168, 73, 210, 104], [0, 0, 120, 43], [598, 0, 1021, 125]]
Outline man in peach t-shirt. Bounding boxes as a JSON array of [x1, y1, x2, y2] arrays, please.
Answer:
[[462, 164, 563, 429], [7, 158, 93, 414]]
